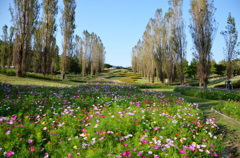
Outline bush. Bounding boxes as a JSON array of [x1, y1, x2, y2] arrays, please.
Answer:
[[0, 68, 16, 76], [25, 73, 62, 81], [174, 86, 240, 101]]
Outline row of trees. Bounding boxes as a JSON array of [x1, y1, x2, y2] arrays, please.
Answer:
[[0, 0, 106, 79], [185, 59, 240, 79], [132, 0, 239, 88], [131, 0, 186, 85]]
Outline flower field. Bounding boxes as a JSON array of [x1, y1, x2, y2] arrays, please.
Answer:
[[215, 101, 240, 122], [0, 83, 224, 157]]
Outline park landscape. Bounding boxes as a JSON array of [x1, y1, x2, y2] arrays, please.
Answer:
[[0, 0, 240, 158]]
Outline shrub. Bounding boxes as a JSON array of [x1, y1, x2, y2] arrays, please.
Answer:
[[174, 86, 240, 101]]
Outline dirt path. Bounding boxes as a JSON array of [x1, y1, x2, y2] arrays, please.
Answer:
[[142, 88, 240, 157]]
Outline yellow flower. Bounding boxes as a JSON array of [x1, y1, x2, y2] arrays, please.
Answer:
[[73, 145, 77, 149], [153, 121, 156, 124], [193, 142, 196, 145], [196, 133, 199, 136]]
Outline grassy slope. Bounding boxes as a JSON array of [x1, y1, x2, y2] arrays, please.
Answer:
[[142, 87, 240, 157], [0, 74, 77, 87]]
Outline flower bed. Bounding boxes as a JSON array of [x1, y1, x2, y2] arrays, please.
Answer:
[[174, 86, 240, 101], [215, 101, 240, 122], [0, 83, 223, 157]]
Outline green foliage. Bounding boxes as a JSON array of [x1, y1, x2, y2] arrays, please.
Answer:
[[25, 72, 62, 81], [185, 58, 197, 78], [69, 57, 81, 74], [0, 68, 16, 76], [174, 86, 240, 101], [215, 62, 226, 76], [104, 63, 112, 68], [215, 101, 240, 122]]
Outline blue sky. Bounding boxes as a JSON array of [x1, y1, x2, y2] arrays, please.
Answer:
[[0, 0, 240, 67]]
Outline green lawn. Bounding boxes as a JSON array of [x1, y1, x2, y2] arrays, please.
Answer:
[[0, 74, 76, 87]]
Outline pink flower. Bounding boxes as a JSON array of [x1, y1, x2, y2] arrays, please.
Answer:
[[142, 140, 148, 144], [67, 153, 72, 157], [213, 152, 218, 157], [135, 123, 138, 125], [29, 147, 35, 152], [19, 125, 24, 128], [6, 151, 14, 157], [82, 128, 86, 132], [43, 127, 47, 130], [121, 151, 126, 156], [180, 149, 185, 154], [124, 144, 128, 147], [133, 148, 136, 151], [152, 145, 158, 149], [102, 115, 106, 118], [6, 130, 11, 135]]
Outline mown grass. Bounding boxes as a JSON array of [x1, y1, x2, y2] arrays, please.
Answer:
[[0, 74, 76, 87]]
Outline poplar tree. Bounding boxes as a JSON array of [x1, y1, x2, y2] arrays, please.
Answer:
[[10, 0, 39, 76], [8, 27, 14, 68], [60, 0, 76, 79], [42, 0, 58, 75], [221, 13, 239, 80], [170, 0, 186, 85], [1, 25, 8, 69], [189, 0, 217, 88]]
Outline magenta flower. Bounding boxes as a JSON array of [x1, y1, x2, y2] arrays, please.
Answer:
[[121, 151, 126, 156], [29, 147, 35, 153], [133, 148, 136, 152], [142, 140, 148, 144], [19, 125, 24, 128], [180, 149, 185, 154], [82, 128, 86, 132], [213, 152, 218, 157], [124, 144, 128, 147], [67, 153, 72, 157], [102, 115, 106, 118], [152, 145, 158, 149], [6, 151, 14, 157], [135, 123, 138, 125]]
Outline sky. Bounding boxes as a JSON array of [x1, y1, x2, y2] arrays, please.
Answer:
[[0, 0, 240, 67]]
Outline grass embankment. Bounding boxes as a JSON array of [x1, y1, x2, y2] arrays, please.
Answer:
[[0, 74, 76, 87], [142, 86, 240, 157]]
